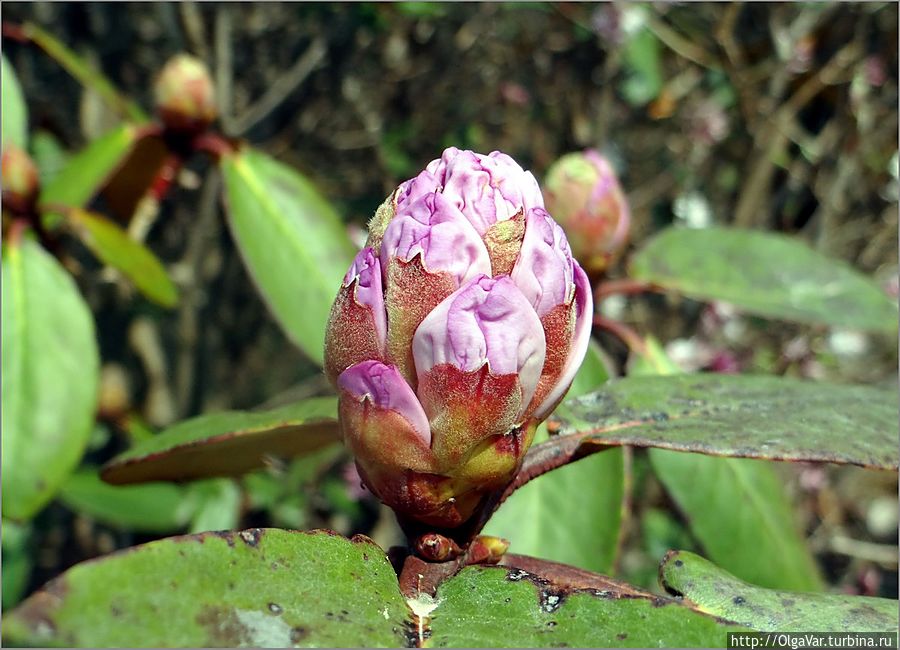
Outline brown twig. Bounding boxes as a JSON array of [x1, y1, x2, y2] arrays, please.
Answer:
[[594, 277, 660, 302], [231, 37, 327, 135], [593, 315, 648, 358]]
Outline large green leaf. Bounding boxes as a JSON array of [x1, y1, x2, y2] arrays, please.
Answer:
[[3, 529, 410, 647], [651, 452, 822, 591], [39, 124, 139, 218], [549, 373, 898, 470], [427, 565, 744, 648], [22, 22, 148, 123], [484, 341, 625, 574], [67, 209, 178, 307], [220, 148, 356, 365], [633, 338, 822, 591], [660, 550, 898, 633], [101, 397, 340, 485], [630, 227, 898, 332], [1, 54, 28, 149], [2, 235, 99, 520], [58, 470, 192, 534]]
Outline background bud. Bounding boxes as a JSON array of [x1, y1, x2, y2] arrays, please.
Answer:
[[154, 53, 217, 132], [1, 145, 40, 214], [326, 147, 593, 529], [543, 150, 630, 276]]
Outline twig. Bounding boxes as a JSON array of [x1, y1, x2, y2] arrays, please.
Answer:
[[733, 39, 863, 228], [829, 535, 899, 568], [214, 7, 235, 134], [174, 171, 222, 418], [178, 2, 210, 61], [593, 315, 649, 358], [645, 11, 721, 71], [231, 37, 328, 135], [594, 277, 659, 302]]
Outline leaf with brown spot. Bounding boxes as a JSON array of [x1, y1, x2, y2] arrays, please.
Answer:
[[101, 398, 339, 485], [660, 551, 898, 633], [2, 529, 410, 647]]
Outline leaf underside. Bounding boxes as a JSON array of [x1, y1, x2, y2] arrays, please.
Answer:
[[101, 398, 340, 485]]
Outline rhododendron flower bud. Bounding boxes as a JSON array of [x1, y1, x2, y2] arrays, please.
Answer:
[[325, 147, 593, 529], [543, 150, 630, 276], [154, 54, 217, 132], [1, 146, 40, 214]]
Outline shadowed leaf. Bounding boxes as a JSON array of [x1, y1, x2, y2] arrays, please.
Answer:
[[101, 397, 340, 485], [67, 208, 178, 307], [634, 338, 823, 591], [2, 529, 410, 647], [484, 341, 626, 574], [549, 373, 898, 470], [651, 452, 823, 591], [2, 235, 99, 521], [660, 550, 898, 633], [58, 469, 191, 533], [220, 147, 356, 366], [630, 227, 898, 332], [1, 54, 28, 149]]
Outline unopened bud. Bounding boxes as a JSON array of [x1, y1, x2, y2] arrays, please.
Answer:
[[326, 148, 593, 529], [154, 54, 217, 132], [2, 145, 40, 214], [543, 150, 630, 276]]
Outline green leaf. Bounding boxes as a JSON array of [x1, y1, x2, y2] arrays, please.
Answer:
[[427, 565, 745, 647], [188, 479, 243, 534], [630, 227, 899, 332], [660, 550, 898, 633], [651, 452, 822, 591], [1, 54, 28, 149], [30, 130, 70, 185], [101, 397, 340, 485], [621, 23, 663, 106], [22, 22, 148, 123], [550, 373, 898, 470], [67, 209, 178, 307], [58, 470, 191, 533], [484, 341, 625, 573], [3, 529, 410, 647], [39, 124, 139, 219], [1, 520, 32, 610], [633, 337, 823, 591], [2, 235, 99, 520], [220, 148, 356, 365]]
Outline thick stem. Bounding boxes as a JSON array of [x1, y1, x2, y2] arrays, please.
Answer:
[[594, 277, 660, 302]]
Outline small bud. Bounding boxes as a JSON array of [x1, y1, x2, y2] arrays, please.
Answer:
[[1, 145, 40, 213], [154, 54, 217, 132], [543, 150, 630, 276]]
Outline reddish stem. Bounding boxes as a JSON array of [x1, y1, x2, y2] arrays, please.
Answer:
[[192, 131, 238, 160], [594, 277, 660, 302], [1, 21, 29, 43], [593, 314, 648, 357]]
